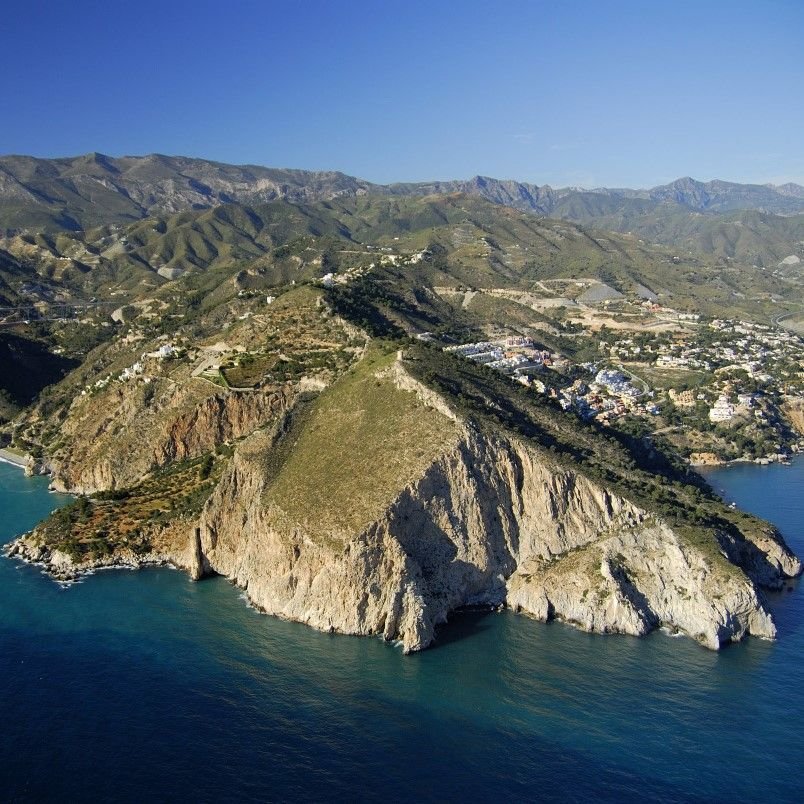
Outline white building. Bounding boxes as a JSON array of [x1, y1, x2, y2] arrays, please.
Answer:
[[709, 395, 735, 422], [119, 362, 144, 382]]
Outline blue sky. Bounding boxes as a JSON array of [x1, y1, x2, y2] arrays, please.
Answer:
[[2, 0, 803, 187]]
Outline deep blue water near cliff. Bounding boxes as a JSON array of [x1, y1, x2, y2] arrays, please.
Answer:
[[0, 459, 802, 803]]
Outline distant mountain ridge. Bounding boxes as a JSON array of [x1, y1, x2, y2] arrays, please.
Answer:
[[0, 153, 376, 231], [390, 175, 804, 216], [2, 152, 804, 235]]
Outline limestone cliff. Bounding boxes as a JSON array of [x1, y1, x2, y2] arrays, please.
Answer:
[[10, 353, 802, 653], [185, 359, 800, 652]]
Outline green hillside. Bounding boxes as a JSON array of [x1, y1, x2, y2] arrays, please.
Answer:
[[603, 209, 804, 270], [0, 192, 799, 326]]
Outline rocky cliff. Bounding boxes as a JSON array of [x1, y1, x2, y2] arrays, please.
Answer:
[[48, 380, 296, 494], [9, 354, 802, 653], [185, 359, 800, 652]]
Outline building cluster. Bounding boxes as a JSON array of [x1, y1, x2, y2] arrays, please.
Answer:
[[654, 320, 803, 425], [445, 338, 663, 425], [708, 394, 736, 423], [604, 319, 803, 388], [594, 369, 641, 399], [605, 337, 649, 361], [434, 308, 804, 459], [704, 392, 759, 423], [444, 337, 551, 380], [557, 368, 659, 424], [119, 361, 144, 382], [81, 342, 180, 395], [655, 351, 710, 370], [657, 319, 802, 383], [147, 343, 176, 359]]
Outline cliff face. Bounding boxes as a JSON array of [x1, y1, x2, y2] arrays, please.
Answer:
[[49, 381, 296, 494], [188, 363, 800, 652], [507, 524, 778, 650]]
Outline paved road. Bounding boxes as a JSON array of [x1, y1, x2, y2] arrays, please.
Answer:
[[615, 363, 650, 396], [773, 309, 804, 334]]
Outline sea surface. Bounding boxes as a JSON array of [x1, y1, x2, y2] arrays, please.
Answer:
[[0, 458, 802, 803]]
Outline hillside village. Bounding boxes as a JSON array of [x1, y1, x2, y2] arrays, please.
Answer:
[[440, 315, 804, 466]]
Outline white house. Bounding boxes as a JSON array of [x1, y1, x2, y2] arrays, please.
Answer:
[[709, 395, 735, 422]]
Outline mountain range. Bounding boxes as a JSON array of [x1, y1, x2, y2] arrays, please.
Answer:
[[2, 152, 804, 232], [0, 192, 796, 325], [0, 152, 801, 335]]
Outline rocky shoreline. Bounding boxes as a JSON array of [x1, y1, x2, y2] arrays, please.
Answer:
[[689, 451, 798, 468], [3, 539, 178, 584], [4, 516, 795, 652]]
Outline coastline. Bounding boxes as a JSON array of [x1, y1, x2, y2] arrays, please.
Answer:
[[1, 436, 803, 802], [690, 452, 798, 469], [3, 538, 178, 583], [0, 448, 30, 469]]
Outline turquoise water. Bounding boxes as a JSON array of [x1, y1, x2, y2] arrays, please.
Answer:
[[0, 458, 802, 802]]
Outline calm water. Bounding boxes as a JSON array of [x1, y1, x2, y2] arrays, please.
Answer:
[[0, 458, 802, 803]]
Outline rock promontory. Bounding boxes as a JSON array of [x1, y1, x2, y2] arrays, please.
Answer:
[[9, 344, 800, 653]]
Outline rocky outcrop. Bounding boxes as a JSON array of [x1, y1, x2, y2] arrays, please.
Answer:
[[191, 409, 799, 652], [49, 383, 296, 494], [689, 452, 724, 467], [382, 357, 457, 421], [716, 524, 802, 588], [507, 523, 778, 650], [783, 397, 804, 437], [5, 517, 190, 582], [150, 387, 294, 467]]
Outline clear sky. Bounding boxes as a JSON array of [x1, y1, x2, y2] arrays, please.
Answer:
[[2, 0, 803, 188]]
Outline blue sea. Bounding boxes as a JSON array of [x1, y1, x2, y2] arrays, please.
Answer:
[[0, 458, 802, 803]]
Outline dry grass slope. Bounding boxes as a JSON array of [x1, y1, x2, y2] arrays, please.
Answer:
[[262, 345, 459, 537]]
